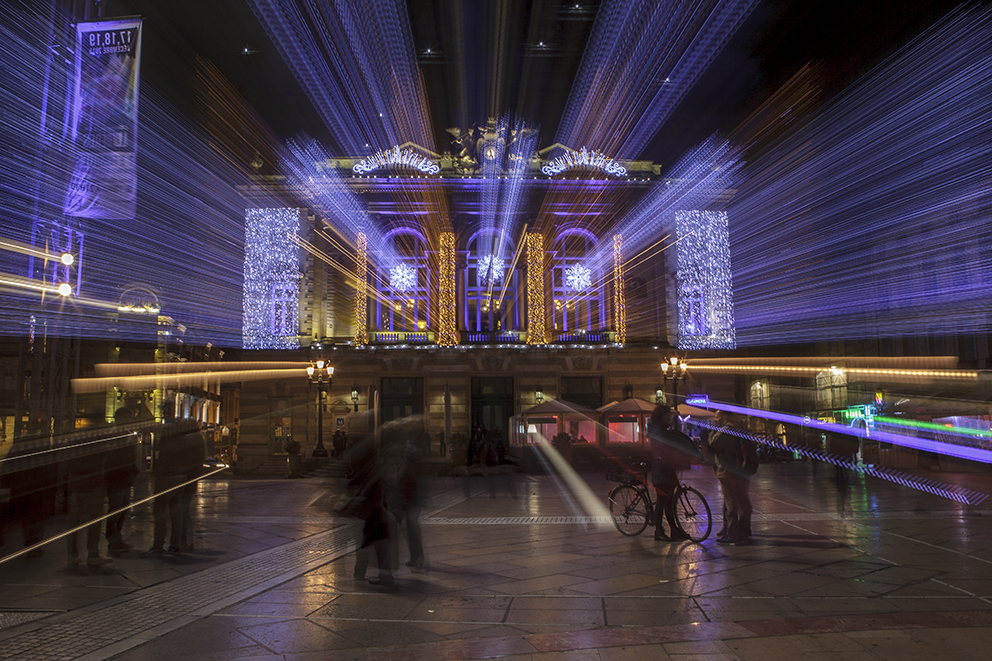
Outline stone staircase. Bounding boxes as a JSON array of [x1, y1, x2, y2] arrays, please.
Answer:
[[309, 458, 349, 478]]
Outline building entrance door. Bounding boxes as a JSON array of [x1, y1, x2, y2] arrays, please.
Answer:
[[471, 377, 513, 455], [380, 377, 424, 425]]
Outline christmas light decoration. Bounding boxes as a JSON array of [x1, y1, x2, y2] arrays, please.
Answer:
[[353, 146, 440, 175], [565, 264, 592, 292], [613, 234, 626, 345], [437, 232, 457, 346], [243, 208, 302, 350], [526, 232, 546, 344], [389, 262, 417, 291], [541, 146, 626, 177], [676, 210, 735, 350], [355, 232, 368, 346], [477, 254, 505, 286]]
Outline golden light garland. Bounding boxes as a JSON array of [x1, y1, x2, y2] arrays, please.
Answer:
[[526, 232, 547, 344], [355, 232, 368, 346], [437, 232, 457, 346], [687, 365, 978, 379], [613, 233, 626, 345]]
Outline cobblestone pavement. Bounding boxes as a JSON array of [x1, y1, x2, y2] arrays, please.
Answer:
[[2, 462, 992, 659]]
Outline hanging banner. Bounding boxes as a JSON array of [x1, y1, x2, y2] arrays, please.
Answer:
[[64, 18, 143, 220]]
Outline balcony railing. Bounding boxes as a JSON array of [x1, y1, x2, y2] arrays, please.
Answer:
[[551, 330, 617, 344], [461, 331, 527, 344], [369, 331, 434, 345]]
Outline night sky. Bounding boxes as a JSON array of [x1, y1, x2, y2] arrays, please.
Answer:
[[109, 0, 972, 169]]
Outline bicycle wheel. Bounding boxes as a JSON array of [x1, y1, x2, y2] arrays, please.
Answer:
[[609, 484, 649, 536], [674, 485, 712, 542]]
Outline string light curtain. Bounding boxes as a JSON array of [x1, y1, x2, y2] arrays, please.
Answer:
[[526, 232, 546, 345], [355, 232, 368, 346], [613, 233, 626, 345], [437, 232, 457, 346]]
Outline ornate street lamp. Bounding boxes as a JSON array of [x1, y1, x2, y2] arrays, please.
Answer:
[[661, 355, 688, 428], [351, 384, 360, 412], [655, 385, 664, 404], [307, 359, 334, 458], [535, 385, 544, 404]]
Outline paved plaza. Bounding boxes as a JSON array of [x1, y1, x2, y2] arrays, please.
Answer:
[[2, 461, 992, 660]]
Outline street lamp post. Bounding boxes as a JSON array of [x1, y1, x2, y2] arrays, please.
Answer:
[[661, 355, 688, 429], [307, 359, 333, 458], [351, 384, 359, 412]]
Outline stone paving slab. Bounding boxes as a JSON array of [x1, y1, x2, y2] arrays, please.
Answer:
[[3, 464, 992, 659]]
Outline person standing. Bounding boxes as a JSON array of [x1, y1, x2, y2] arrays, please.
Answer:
[[104, 408, 140, 555], [647, 405, 696, 542], [66, 426, 113, 568], [179, 422, 207, 551], [143, 402, 198, 556], [1, 438, 57, 559], [703, 410, 757, 546], [392, 443, 425, 569]]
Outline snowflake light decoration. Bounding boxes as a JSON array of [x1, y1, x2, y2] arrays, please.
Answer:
[[477, 254, 505, 286], [565, 263, 592, 291], [389, 263, 417, 291]]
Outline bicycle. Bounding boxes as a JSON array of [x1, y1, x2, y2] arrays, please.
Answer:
[[606, 461, 712, 542]]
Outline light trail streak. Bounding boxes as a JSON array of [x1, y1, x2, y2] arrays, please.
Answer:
[[494, 224, 529, 311], [730, 5, 992, 345], [71, 368, 307, 394], [2, 1, 254, 345], [687, 364, 977, 381], [248, 0, 433, 154], [0, 237, 63, 261], [688, 417, 988, 506], [557, 0, 758, 158], [686, 396, 992, 466], [92, 361, 310, 376], [0, 465, 228, 566]]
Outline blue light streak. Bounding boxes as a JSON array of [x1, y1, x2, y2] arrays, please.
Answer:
[[730, 5, 992, 345], [686, 395, 992, 466], [558, 0, 758, 158]]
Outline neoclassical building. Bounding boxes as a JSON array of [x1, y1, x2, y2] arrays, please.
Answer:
[[235, 131, 737, 472]]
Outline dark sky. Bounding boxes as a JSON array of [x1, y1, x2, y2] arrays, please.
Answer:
[[108, 0, 972, 168]]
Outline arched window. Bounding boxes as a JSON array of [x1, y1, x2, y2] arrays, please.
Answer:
[[551, 229, 605, 335], [815, 369, 848, 411], [750, 380, 769, 411], [375, 228, 429, 333], [463, 231, 520, 333]]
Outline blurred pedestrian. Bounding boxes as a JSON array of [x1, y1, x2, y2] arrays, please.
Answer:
[[494, 426, 505, 464], [105, 408, 140, 555], [391, 443, 424, 569], [346, 434, 394, 586], [0, 437, 57, 559], [66, 425, 112, 568], [143, 402, 199, 557], [703, 410, 758, 546], [647, 405, 695, 542], [179, 422, 207, 551], [830, 432, 859, 484]]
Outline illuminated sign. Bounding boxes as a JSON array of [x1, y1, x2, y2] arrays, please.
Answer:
[[353, 146, 440, 175], [541, 146, 627, 177]]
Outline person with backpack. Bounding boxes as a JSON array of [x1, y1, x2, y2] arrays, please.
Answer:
[[702, 409, 757, 546]]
